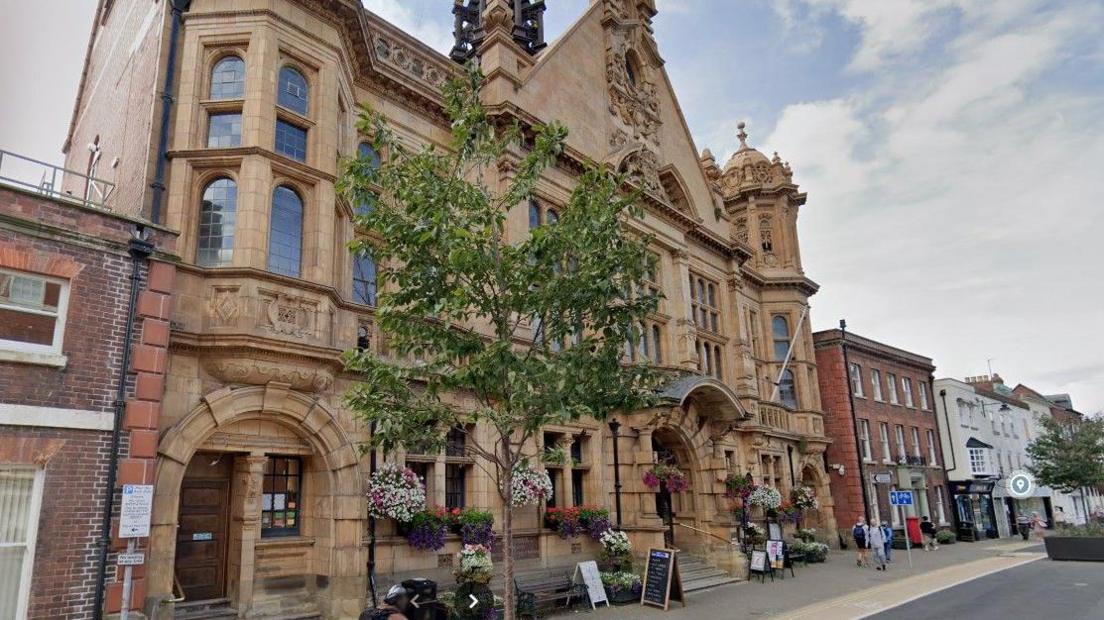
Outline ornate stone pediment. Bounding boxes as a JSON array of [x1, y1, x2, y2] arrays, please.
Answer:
[[203, 354, 335, 393]]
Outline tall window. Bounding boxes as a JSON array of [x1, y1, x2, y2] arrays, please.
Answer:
[[651, 324, 663, 364], [0, 269, 68, 356], [886, 373, 899, 404], [859, 420, 872, 460], [275, 119, 307, 161], [779, 369, 797, 409], [572, 469, 585, 506], [871, 369, 884, 401], [355, 142, 381, 215], [690, 275, 720, 334], [268, 186, 303, 277], [207, 112, 242, 148], [261, 456, 301, 537], [935, 485, 947, 524], [277, 66, 309, 115], [848, 362, 864, 397], [927, 429, 938, 465], [528, 199, 558, 230], [0, 467, 44, 620], [902, 377, 915, 407], [748, 309, 761, 357], [210, 56, 245, 99], [445, 464, 466, 509], [352, 251, 377, 306], [911, 427, 922, 458], [879, 422, 891, 462], [197, 178, 237, 267], [919, 381, 930, 410], [771, 315, 790, 361], [895, 425, 906, 461]]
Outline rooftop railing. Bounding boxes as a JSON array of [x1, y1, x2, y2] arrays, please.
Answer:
[[0, 149, 115, 209]]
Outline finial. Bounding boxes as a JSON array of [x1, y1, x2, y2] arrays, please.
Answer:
[[736, 121, 748, 150], [772, 151, 781, 164]]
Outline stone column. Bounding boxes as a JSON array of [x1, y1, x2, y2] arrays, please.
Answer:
[[229, 453, 267, 614]]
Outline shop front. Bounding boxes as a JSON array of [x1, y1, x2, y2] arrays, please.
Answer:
[[950, 480, 999, 540]]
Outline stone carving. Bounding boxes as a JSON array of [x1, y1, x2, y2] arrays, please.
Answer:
[[204, 358, 334, 392], [606, 27, 660, 142], [619, 148, 668, 200], [374, 35, 449, 90], [260, 291, 318, 339], [207, 286, 241, 326], [735, 218, 748, 245]]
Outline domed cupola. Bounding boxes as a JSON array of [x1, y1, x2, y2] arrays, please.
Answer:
[[720, 122, 794, 197]]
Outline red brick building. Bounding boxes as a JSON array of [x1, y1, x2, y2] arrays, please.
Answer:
[[0, 176, 176, 619], [814, 328, 949, 536]]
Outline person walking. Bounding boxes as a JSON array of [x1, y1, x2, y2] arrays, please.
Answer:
[[921, 515, 939, 550], [880, 521, 894, 562], [870, 521, 888, 571], [1030, 512, 1048, 539], [852, 518, 871, 567], [1015, 513, 1030, 541]]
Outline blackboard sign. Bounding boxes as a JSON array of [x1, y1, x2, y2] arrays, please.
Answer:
[[641, 548, 684, 610]]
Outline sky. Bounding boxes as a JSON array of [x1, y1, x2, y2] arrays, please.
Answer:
[[0, 0, 1101, 413]]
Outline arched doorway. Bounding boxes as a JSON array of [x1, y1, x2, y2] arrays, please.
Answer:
[[652, 427, 696, 547], [799, 462, 835, 535]]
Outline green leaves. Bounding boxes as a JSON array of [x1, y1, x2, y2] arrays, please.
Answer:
[[1026, 415, 1104, 494], [339, 65, 661, 471]]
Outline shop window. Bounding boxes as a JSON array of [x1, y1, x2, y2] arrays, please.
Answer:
[[210, 56, 245, 99], [197, 177, 237, 267], [267, 185, 303, 277], [0, 467, 44, 620], [445, 464, 466, 509], [0, 269, 69, 356], [277, 66, 309, 115], [261, 456, 301, 537]]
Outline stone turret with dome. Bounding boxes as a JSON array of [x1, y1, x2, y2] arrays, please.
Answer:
[[720, 122, 796, 197]]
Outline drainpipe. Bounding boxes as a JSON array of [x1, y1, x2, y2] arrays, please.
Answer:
[[93, 231, 154, 620], [367, 421, 378, 608], [148, 0, 190, 224], [839, 320, 873, 525]]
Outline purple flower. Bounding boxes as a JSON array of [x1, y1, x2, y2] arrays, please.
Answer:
[[406, 522, 447, 551], [461, 522, 497, 550], [587, 516, 612, 540]]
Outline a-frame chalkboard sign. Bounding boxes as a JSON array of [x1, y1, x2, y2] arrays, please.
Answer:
[[640, 547, 685, 610]]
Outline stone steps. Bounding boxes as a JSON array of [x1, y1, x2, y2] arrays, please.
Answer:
[[678, 556, 741, 593], [174, 598, 237, 620]]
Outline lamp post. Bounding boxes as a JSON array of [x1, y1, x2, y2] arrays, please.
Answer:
[[608, 419, 623, 530]]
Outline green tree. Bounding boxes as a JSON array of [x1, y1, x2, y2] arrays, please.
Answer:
[[1027, 414, 1104, 521], [339, 67, 661, 618]]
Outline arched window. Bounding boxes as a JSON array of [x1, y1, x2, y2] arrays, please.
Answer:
[[268, 186, 303, 277], [210, 56, 245, 99], [713, 344, 723, 379], [546, 208, 559, 224], [197, 178, 237, 267], [771, 315, 790, 361], [277, 66, 309, 115], [358, 142, 381, 169], [528, 199, 541, 230], [352, 250, 377, 306], [779, 369, 798, 409], [651, 324, 662, 364]]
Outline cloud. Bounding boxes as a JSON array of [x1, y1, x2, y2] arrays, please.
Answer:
[[758, 0, 1104, 412], [360, 0, 455, 54]]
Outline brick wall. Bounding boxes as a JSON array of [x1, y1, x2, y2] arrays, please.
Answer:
[[814, 345, 866, 530], [63, 0, 167, 220]]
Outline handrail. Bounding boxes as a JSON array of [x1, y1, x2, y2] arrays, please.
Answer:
[[674, 521, 737, 546], [0, 148, 116, 209], [169, 574, 186, 603]]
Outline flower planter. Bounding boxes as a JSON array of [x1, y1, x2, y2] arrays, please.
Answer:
[[1044, 536, 1104, 561], [606, 588, 639, 604]]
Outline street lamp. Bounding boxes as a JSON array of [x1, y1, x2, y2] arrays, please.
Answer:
[[608, 419, 623, 530]]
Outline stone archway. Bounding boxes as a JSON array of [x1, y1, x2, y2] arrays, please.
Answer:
[[148, 383, 365, 619], [798, 460, 837, 538]]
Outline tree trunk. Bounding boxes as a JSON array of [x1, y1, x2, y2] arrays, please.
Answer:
[[502, 471, 516, 620]]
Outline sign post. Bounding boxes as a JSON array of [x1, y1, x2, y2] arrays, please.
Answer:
[[118, 484, 153, 620], [890, 490, 914, 568], [573, 560, 609, 609]]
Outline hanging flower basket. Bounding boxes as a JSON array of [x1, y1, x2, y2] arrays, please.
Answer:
[[790, 486, 819, 510], [747, 486, 782, 510], [366, 463, 426, 522], [642, 464, 689, 492], [508, 462, 553, 507]]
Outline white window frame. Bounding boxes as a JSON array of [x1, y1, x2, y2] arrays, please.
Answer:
[[886, 373, 899, 405], [968, 447, 989, 475], [935, 485, 948, 525], [895, 425, 906, 462], [911, 427, 922, 458], [0, 269, 70, 362], [1, 466, 46, 620], [919, 381, 930, 410], [902, 377, 915, 408], [879, 422, 892, 463], [860, 420, 872, 461], [849, 362, 864, 397], [926, 429, 938, 465], [871, 369, 884, 401]]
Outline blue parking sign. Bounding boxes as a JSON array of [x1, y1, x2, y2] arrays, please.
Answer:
[[890, 491, 913, 506]]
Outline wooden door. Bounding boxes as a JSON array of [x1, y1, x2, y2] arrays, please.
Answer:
[[175, 457, 231, 601]]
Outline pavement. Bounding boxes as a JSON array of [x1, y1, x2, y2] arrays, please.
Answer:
[[551, 538, 1046, 619]]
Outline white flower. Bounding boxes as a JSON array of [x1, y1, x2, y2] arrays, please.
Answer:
[[748, 486, 782, 509], [600, 530, 632, 555], [366, 463, 427, 521], [508, 463, 553, 507]]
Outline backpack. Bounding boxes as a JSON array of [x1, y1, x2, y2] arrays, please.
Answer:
[[852, 524, 866, 541]]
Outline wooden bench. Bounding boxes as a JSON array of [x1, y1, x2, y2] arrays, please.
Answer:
[[514, 570, 587, 618]]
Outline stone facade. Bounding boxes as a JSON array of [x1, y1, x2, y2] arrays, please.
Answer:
[[0, 184, 176, 619], [813, 329, 949, 536], [63, 0, 837, 617]]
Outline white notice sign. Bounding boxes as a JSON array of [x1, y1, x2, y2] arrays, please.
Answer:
[[119, 484, 154, 538], [573, 560, 609, 609], [117, 552, 145, 566]]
